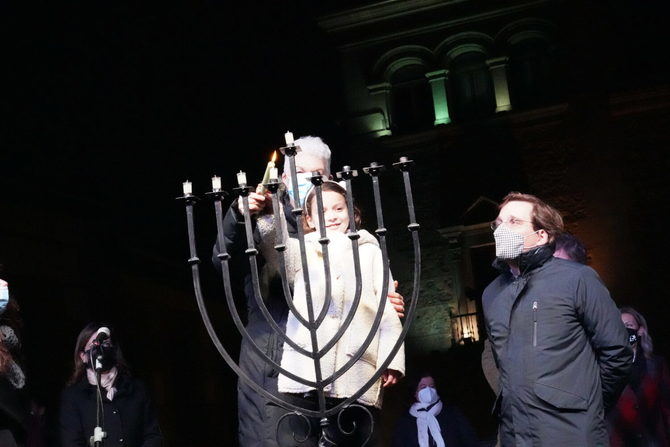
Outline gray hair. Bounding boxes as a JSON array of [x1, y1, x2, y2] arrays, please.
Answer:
[[283, 136, 332, 176]]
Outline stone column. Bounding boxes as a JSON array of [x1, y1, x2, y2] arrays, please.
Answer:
[[367, 82, 393, 136], [425, 69, 451, 125], [487, 56, 512, 112]]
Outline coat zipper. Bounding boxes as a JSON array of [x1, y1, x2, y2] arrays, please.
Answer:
[[532, 300, 538, 347]]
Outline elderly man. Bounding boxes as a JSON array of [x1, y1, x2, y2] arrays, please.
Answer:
[[213, 136, 404, 446], [483, 192, 632, 446]]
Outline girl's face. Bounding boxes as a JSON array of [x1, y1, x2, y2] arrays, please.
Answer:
[[307, 190, 349, 233]]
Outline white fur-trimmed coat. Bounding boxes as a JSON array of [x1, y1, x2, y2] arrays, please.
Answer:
[[278, 229, 405, 408]]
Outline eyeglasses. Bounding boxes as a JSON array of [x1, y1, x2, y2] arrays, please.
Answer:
[[490, 217, 533, 231]]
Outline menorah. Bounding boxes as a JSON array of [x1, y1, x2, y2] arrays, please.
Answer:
[[178, 141, 421, 446]]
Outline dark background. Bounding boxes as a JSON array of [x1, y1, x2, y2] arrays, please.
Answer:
[[1, 0, 669, 445]]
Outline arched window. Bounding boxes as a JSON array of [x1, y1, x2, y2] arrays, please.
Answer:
[[508, 38, 559, 109], [390, 64, 433, 133], [448, 52, 495, 121]]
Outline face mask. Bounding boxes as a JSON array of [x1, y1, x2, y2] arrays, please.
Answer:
[[418, 386, 439, 404], [0, 280, 8, 314], [86, 344, 117, 373], [286, 173, 314, 208], [627, 327, 639, 345], [493, 225, 541, 260]]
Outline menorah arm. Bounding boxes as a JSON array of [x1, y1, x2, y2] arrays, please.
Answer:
[[191, 261, 325, 417], [211, 201, 256, 276], [325, 230, 420, 417], [182, 198, 323, 415], [320, 236, 391, 388]]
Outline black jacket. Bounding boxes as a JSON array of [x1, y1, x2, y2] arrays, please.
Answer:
[[0, 376, 28, 443], [59, 375, 162, 447], [211, 191, 298, 389], [391, 404, 479, 447], [483, 245, 633, 446], [212, 191, 298, 446]]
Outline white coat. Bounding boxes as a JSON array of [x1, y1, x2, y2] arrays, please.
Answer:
[[278, 229, 405, 408]]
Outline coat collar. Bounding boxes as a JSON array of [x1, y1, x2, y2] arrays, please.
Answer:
[[74, 372, 132, 397], [492, 243, 556, 277]]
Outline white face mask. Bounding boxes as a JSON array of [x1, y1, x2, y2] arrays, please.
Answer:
[[0, 280, 9, 314], [493, 225, 541, 260], [417, 386, 439, 404]]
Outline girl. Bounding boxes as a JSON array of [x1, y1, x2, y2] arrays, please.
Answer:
[[278, 181, 404, 441]]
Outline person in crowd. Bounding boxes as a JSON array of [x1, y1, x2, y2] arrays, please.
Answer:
[[608, 307, 670, 446], [481, 231, 589, 396], [59, 323, 162, 447], [277, 180, 404, 445], [391, 373, 478, 447], [482, 192, 632, 445], [0, 279, 28, 447], [553, 231, 588, 264], [212, 136, 405, 446]]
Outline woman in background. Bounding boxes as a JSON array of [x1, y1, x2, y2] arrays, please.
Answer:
[[59, 323, 162, 447], [609, 307, 670, 447], [392, 373, 478, 447]]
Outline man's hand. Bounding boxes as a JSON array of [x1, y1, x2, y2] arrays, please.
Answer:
[[387, 281, 405, 318], [382, 369, 402, 388], [237, 185, 272, 216]]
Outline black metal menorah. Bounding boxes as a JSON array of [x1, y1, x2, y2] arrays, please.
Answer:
[[178, 141, 421, 446]]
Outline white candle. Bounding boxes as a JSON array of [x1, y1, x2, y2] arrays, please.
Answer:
[[182, 181, 192, 195], [237, 171, 247, 186], [211, 175, 221, 191], [270, 167, 278, 180], [284, 131, 294, 146]]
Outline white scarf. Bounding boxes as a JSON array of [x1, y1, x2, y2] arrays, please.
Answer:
[[410, 388, 445, 447], [86, 367, 118, 401]]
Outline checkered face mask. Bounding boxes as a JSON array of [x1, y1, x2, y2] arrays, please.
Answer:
[[493, 224, 541, 260]]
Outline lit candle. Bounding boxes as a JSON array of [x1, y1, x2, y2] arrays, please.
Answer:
[[270, 167, 278, 180], [182, 180, 192, 195], [237, 171, 247, 186], [261, 151, 277, 187], [284, 131, 294, 146], [211, 175, 221, 191]]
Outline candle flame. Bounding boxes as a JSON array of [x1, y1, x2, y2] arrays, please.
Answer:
[[271, 151, 277, 163]]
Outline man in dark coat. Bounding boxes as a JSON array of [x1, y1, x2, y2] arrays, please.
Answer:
[[212, 136, 405, 446], [483, 192, 633, 446]]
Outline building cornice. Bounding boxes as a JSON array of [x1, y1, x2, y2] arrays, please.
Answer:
[[317, 0, 554, 50]]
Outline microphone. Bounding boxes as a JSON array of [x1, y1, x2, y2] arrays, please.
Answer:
[[93, 327, 111, 345]]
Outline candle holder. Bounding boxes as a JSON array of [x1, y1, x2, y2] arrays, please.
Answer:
[[178, 147, 421, 446]]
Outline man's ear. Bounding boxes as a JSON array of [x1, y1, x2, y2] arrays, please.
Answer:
[[539, 229, 550, 244]]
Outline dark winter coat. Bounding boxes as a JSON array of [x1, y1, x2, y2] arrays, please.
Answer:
[[391, 403, 479, 447], [212, 190, 298, 446], [482, 245, 633, 446], [608, 354, 670, 447], [59, 375, 162, 447]]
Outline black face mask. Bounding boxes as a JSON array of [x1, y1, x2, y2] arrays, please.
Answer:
[[627, 327, 639, 345], [85, 344, 117, 372]]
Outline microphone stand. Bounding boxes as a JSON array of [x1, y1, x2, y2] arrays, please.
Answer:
[[89, 349, 107, 447]]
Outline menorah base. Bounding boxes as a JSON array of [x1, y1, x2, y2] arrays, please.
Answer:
[[274, 395, 375, 447]]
